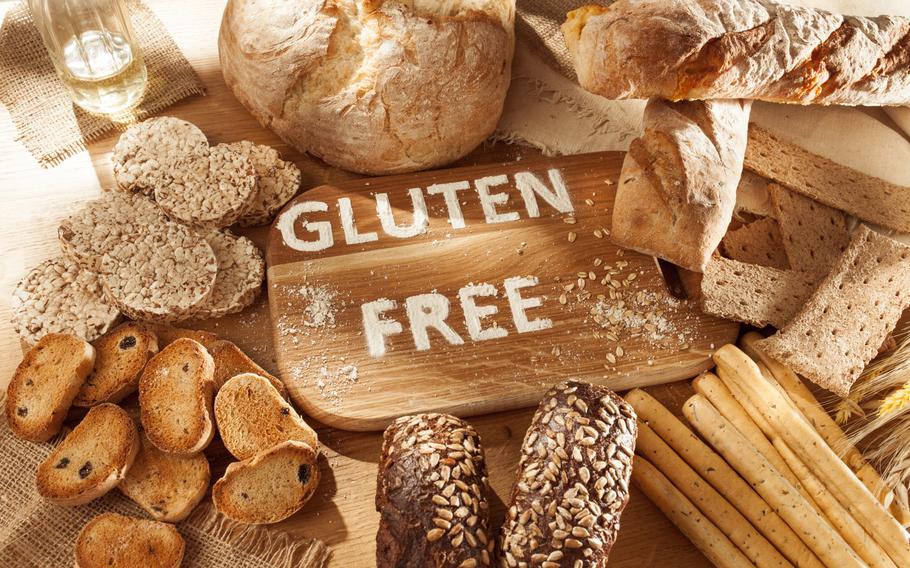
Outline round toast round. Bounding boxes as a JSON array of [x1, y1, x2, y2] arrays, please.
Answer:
[[193, 230, 264, 319], [139, 338, 216, 456], [212, 440, 320, 524], [6, 333, 95, 442], [225, 140, 301, 227], [36, 403, 139, 505], [75, 512, 185, 568], [215, 373, 318, 460], [74, 323, 159, 407]]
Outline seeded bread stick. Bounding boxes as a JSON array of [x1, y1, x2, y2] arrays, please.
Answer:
[[713, 345, 910, 567], [625, 389, 823, 568], [740, 331, 910, 527], [774, 440, 898, 568], [683, 394, 864, 568], [636, 421, 791, 567], [632, 457, 754, 568]]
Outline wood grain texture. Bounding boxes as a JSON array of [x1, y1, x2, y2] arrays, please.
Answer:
[[266, 153, 739, 430]]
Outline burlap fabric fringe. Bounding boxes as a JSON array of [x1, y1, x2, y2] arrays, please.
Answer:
[[0, 400, 329, 568], [0, 0, 205, 168]]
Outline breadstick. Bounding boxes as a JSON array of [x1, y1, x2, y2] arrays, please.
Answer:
[[625, 389, 822, 568], [631, 457, 753, 568], [713, 345, 910, 567], [740, 331, 910, 527], [636, 421, 791, 567], [683, 394, 864, 568], [774, 440, 898, 568]]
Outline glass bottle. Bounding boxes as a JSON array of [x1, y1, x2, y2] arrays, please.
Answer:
[[28, 0, 148, 115]]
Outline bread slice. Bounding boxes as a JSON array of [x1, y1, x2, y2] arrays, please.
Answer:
[[6, 333, 95, 442], [215, 373, 318, 460], [139, 338, 216, 456], [75, 512, 184, 568], [74, 323, 159, 407], [768, 183, 851, 276], [36, 403, 139, 505], [701, 258, 818, 328], [210, 339, 286, 396], [147, 323, 220, 350], [757, 226, 910, 396], [119, 432, 210, 522], [721, 217, 789, 269], [212, 440, 320, 524]]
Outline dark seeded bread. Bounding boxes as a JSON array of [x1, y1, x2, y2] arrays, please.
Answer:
[[119, 432, 210, 522], [74, 323, 158, 407], [6, 333, 95, 442], [214, 373, 317, 460], [721, 217, 789, 270], [212, 440, 320, 524], [210, 339, 286, 396], [139, 338, 216, 456], [75, 512, 184, 568], [376, 413, 494, 568], [37, 403, 139, 506], [769, 183, 851, 276], [147, 323, 220, 350], [500, 381, 637, 566]]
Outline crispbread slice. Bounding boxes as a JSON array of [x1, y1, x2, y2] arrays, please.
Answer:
[[210, 339, 286, 395], [721, 217, 789, 269], [193, 230, 264, 319], [139, 338, 216, 455], [36, 403, 139, 506], [745, 125, 910, 233], [119, 432, 210, 522], [6, 334, 95, 442], [11, 257, 120, 345], [769, 183, 852, 276], [147, 324, 220, 350], [75, 512, 184, 568], [215, 373, 318, 460], [74, 323, 159, 407], [212, 440, 320, 524], [701, 258, 818, 328], [112, 117, 209, 195], [757, 226, 910, 396], [225, 141, 301, 227]]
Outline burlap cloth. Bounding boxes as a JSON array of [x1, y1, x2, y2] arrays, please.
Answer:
[[0, 0, 204, 168]]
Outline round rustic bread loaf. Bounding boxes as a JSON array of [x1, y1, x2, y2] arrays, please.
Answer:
[[218, 0, 515, 175]]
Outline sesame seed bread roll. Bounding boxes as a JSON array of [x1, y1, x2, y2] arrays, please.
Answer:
[[376, 413, 494, 568], [500, 381, 637, 567]]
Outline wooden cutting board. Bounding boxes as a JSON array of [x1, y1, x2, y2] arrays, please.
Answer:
[[266, 152, 739, 431]]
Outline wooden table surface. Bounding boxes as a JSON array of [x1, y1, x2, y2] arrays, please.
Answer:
[[0, 1, 713, 566]]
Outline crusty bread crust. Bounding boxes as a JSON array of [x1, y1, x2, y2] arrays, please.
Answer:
[[75, 512, 184, 568], [6, 334, 95, 442], [139, 338, 216, 456], [74, 323, 159, 407]]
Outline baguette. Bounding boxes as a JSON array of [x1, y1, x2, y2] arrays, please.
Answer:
[[563, 0, 910, 106], [75, 512, 184, 568]]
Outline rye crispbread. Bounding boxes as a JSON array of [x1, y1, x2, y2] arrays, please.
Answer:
[[73, 323, 158, 407], [701, 258, 818, 328], [75, 512, 184, 568], [215, 373, 317, 460], [36, 403, 139, 506], [193, 230, 264, 319], [769, 183, 852, 276], [757, 226, 910, 396], [745, 125, 910, 233], [209, 339, 285, 395], [6, 334, 95, 442], [225, 141, 301, 227], [721, 217, 789, 269], [138, 338, 216, 456]]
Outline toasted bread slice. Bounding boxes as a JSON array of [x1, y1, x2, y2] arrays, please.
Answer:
[[6, 333, 95, 442], [215, 373, 318, 460], [210, 339, 286, 396], [147, 323, 219, 350], [212, 440, 320, 524], [74, 323, 159, 407], [120, 432, 211, 522], [36, 403, 139, 505], [75, 512, 184, 568], [139, 338, 216, 456]]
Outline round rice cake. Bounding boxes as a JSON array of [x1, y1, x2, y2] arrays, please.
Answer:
[[112, 117, 209, 196], [100, 226, 217, 323], [58, 191, 170, 271], [192, 230, 265, 319], [225, 141, 302, 227], [11, 257, 121, 345]]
